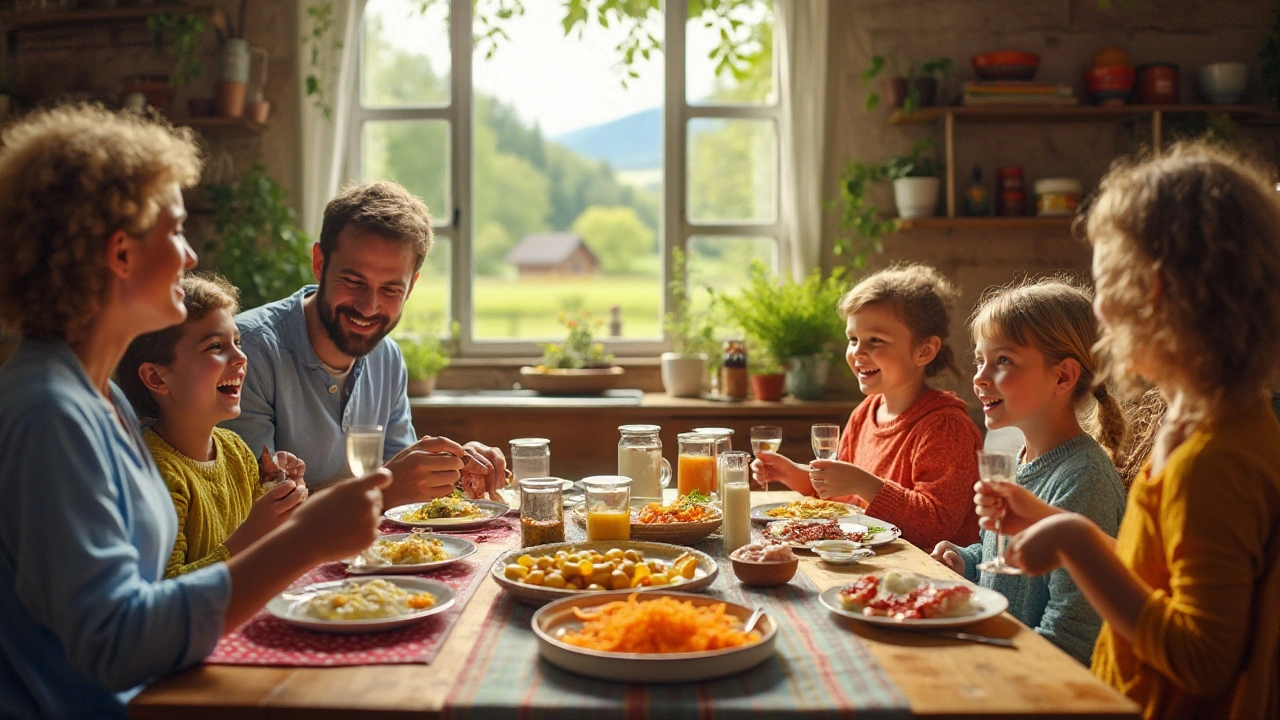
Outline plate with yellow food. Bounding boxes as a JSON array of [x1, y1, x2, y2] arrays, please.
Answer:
[[750, 498, 861, 524], [489, 540, 718, 606], [384, 497, 510, 530], [532, 591, 776, 682], [267, 577, 457, 634], [345, 532, 478, 574], [569, 496, 722, 545]]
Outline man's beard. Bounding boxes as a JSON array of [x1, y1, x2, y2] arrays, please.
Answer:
[[316, 283, 399, 358]]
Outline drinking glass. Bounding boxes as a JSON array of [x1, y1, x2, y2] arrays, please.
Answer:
[[719, 452, 752, 553], [345, 424, 385, 477], [676, 432, 717, 498], [975, 451, 1023, 576], [582, 475, 632, 542], [811, 424, 841, 460], [750, 425, 782, 455], [510, 438, 550, 486]]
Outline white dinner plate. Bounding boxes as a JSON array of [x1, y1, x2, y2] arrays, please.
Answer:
[[532, 590, 776, 683], [765, 516, 901, 548], [267, 576, 457, 634], [345, 533, 478, 574], [750, 500, 862, 525], [818, 577, 1008, 629], [384, 498, 509, 530]]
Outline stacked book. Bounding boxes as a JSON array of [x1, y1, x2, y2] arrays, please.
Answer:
[[962, 81, 1078, 106]]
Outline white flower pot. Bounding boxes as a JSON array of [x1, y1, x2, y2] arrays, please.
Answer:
[[893, 177, 940, 219], [660, 352, 708, 398]]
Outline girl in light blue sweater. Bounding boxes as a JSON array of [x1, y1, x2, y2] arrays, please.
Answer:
[[932, 279, 1127, 664]]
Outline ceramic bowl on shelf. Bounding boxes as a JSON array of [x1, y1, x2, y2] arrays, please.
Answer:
[[1084, 65, 1136, 105], [1198, 62, 1248, 105], [518, 366, 625, 394], [972, 51, 1040, 80]]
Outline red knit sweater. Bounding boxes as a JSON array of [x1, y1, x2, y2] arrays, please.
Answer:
[[837, 387, 982, 549]]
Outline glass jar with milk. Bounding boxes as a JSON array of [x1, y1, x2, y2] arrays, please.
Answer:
[[617, 425, 671, 502]]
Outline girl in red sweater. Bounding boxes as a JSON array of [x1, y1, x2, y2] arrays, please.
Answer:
[[752, 264, 982, 548]]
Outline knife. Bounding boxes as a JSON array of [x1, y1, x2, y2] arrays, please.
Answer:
[[881, 626, 1016, 648]]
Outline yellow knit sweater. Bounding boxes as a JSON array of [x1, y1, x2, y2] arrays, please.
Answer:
[[1091, 398, 1280, 719], [146, 427, 264, 578]]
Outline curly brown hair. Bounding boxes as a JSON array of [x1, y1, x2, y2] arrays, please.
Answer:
[[838, 263, 961, 378], [1085, 142, 1280, 420], [970, 277, 1128, 464], [0, 104, 202, 342], [319, 180, 433, 272], [116, 273, 241, 420]]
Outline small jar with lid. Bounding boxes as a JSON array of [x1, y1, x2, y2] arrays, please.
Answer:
[[997, 166, 1026, 216], [519, 478, 565, 547], [720, 339, 748, 399], [1034, 178, 1082, 217]]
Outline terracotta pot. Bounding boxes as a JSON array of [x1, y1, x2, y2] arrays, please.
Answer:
[[885, 77, 908, 108], [407, 376, 437, 397], [750, 373, 786, 402], [216, 80, 247, 118], [250, 99, 271, 124]]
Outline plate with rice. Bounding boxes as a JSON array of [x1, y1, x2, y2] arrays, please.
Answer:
[[267, 576, 456, 634]]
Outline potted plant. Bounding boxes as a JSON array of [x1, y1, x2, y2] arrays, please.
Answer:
[[394, 317, 460, 397], [747, 353, 786, 402], [718, 262, 848, 401], [888, 138, 941, 220], [661, 248, 718, 397], [522, 309, 625, 394], [145, 13, 208, 115], [862, 55, 953, 116]]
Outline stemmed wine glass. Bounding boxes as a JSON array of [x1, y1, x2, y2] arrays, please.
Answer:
[[346, 424, 385, 477], [975, 450, 1022, 576], [749, 426, 782, 489], [810, 424, 840, 460]]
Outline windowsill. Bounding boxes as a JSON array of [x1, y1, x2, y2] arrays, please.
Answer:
[[446, 356, 662, 368]]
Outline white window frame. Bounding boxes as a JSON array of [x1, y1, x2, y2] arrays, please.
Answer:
[[346, 0, 783, 358]]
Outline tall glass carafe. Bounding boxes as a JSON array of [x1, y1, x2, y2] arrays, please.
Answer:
[[617, 424, 671, 502]]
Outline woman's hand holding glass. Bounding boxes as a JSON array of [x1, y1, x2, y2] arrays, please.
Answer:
[[974, 477, 1061, 536]]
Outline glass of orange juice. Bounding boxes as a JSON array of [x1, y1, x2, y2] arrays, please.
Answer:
[[582, 475, 632, 542], [676, 432, 717, 498]]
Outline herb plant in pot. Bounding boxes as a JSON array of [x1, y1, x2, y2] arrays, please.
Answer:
[[661, 248, 718, 397], [393, 317, 459, 397], [718, 262, 848, 401], [748, 353, 786, 402], [889, 139, 942, 220], [522, 309, 624, 394], [862, 55, 953, 116]]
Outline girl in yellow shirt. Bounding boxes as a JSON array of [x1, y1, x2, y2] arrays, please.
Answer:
[[118, 274, 309, 577], [975, 143, 1280, 719]]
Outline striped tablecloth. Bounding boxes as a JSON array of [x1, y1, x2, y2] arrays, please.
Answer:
[[442, 531, 910, 719]]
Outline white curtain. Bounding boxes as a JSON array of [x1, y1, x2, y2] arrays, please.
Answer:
[[775, 0, 829, 280], [296, 0, 361, 239]]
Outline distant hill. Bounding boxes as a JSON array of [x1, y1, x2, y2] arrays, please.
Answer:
[[552, 107, 660, 171]]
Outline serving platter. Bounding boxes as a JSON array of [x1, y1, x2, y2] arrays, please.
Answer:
[[532, 590, 776, 683], [489, 540, 717, 606]]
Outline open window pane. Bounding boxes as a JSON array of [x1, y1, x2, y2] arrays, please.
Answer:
[[401, 235, 452, 328], [687, 118, 776, 224], [470, 3, 664, 340], [362, 0, 451, 107], [362, 120, 451, 228], [686, 0, 775, 106], [686, 235, 777, 313]]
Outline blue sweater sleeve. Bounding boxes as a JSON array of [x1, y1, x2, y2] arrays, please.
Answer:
[[956, 539, 983, 582], [4, 396, 229, 691]]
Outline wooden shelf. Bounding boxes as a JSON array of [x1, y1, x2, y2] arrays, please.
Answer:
[[889, 104, 1280, 125], [0, 5, 228, 38], [897, 216, 1074, 231], [181, 116, 267, 135]]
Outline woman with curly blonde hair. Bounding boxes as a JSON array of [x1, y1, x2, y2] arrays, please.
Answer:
[[972, 143, 1280, 718], [0, 105, 390, 719]]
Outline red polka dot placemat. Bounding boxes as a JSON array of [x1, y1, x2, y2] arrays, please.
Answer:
[[205, 515, 518, 666]]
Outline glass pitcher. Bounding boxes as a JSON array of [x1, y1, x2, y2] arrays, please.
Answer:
[[693, 426, 734, 497], [676, 432, 717, 499], [617, 424, 671, 502]]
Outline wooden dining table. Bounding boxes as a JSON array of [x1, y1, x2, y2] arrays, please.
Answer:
[[131, 490, 1140, 719]]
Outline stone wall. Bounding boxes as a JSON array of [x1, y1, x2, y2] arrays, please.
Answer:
[[822, 0, 1278, 399]]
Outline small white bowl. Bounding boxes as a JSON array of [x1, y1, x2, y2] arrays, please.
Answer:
[[1198, 62, 1248, 105], [811, 540, 875, 565]]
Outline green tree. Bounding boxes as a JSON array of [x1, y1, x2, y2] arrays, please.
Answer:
[[571, 206, 654, 274]]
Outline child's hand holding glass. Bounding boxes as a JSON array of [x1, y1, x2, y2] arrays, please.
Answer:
[[750, 451, 812, 492], [973, 478, 1059, 536]]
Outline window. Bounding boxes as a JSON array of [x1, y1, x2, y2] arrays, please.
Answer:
[[350, 0, 779, 355]]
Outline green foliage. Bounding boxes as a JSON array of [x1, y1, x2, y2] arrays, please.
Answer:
[[662, 248, 719, 357], [147, 14, 207, 88], [393, 315, 460, 380], [1263, 2, 1280, 110], [540, 309, 615, 368], [572, 206, 654, 274], [861, 54, 952, 115], [717, 261, 847, 366], [302, 1, 342, 118], [203, 163, 313, 311], [833, 139, 937, 268]]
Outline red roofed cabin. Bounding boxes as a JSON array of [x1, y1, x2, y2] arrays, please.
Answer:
[[504, 232, 601, 279]]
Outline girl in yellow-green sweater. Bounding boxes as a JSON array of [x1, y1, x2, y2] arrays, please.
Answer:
[[974, 144, 1280, 719], [118, 274, 308, 577]]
